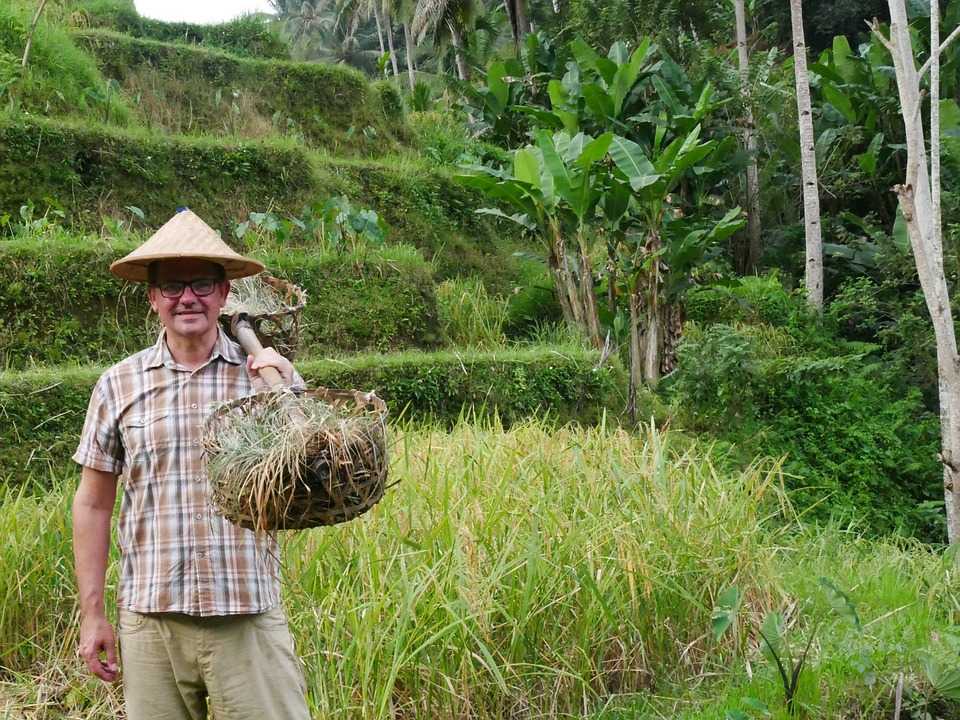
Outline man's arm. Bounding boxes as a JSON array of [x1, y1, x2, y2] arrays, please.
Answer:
[[73, 466, 120, 683]]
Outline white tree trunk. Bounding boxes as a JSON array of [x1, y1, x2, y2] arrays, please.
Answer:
[[385, 11, 400, 78], [789, 0, 823, 311], [880, 0, 960, 542], [373, 4, 386, 56], [449, 22, 469, 81], [403, 21, 416, 92], [735, 0, 762, 271]]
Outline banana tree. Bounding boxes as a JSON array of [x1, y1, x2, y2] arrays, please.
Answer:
[[607, 123, 744, 404], [457, 129, 614, 348]]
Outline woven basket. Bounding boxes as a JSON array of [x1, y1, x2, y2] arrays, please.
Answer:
[[205, 387, 389, 531]]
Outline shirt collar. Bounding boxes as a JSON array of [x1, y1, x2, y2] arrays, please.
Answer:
[[145, 328, 245, 370]]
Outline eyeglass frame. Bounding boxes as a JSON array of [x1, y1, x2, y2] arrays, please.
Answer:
[[146, 261, 227, 299], [151, 277, 224, 299]]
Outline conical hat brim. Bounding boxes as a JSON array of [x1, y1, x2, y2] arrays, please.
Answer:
[[110, 210, 264, 282]]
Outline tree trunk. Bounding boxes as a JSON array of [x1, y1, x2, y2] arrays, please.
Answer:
[[627, 285, 643, 424], [515, 0, 530, 38], [403, 21, 416, 92], [735, 0, 762, 272], [576, 234, 603, 349], [373, 4, 386, 56], [881, 0, 960, 542], [789, 0, 823, 311], [449, 22, 470, 81], [641, 231, 662, 387], [385, 12, 400, 78], [21, 0, 49, 68], [548, 223, 582, 328]]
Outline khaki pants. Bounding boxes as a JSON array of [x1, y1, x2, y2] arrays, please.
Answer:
[[118, 607, 310, 720]]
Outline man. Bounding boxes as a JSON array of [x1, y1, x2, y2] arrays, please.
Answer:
[[72, 209, 311, 720]]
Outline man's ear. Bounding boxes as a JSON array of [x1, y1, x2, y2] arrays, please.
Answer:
[[147, 285, 159, 314]]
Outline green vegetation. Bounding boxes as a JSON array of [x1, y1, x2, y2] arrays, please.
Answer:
[[0, 347, 624, 480], [3, 0, 960, 715], [0, 232, 441, 367], [0, 3, 130, 121], [73, 1, 290, 59], [74, 29, 406, 152], [0, 113, 316, 228], [2, 425, 957, 717]]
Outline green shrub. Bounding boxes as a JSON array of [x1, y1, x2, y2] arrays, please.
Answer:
[[0, 113, 316, 228], [74, 30, 405, 153], [502, 258, 562, 336], [0, 347, 626, 481], [0, 232, 440, 367], [666, 321, 943, 540], [0, 4, 130, 122], [436, 277, 508, 348], [74, 3, 289, 59], [685, 273, 797, 327], [407, 110, 507, 166]]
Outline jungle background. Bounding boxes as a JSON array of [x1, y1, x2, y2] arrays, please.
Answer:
[[2, 0, 960, 717]]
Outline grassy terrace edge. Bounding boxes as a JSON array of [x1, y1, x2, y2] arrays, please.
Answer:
[[0, 346, 626, 481]]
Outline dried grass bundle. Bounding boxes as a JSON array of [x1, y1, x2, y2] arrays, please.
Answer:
[[205, 388, 388, 532], [221, 273, 306, 360]]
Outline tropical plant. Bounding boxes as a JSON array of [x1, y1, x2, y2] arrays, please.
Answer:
[[458, 128, 615, 348], [713, 579, 865, 716], [411, 0, 478, 80], [604, 121, 744, 404]]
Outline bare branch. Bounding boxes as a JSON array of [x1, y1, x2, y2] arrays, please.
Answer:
[[867, 17, 895, 53], [920, 24, 960, 77]]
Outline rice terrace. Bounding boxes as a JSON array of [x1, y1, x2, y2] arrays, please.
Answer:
[[2, 0, 960, 717]]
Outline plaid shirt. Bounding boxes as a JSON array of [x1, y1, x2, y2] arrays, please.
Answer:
[[73, 330, 296, 616]]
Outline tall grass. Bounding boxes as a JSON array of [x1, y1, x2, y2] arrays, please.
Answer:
[[436, 277, 509, 349], [0, 421, 955, 718]]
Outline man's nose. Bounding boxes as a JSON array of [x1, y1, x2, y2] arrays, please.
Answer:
[[178, 285, 202, 303]]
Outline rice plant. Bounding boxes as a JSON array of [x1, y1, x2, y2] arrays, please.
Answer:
[[1, 422, 957, 718]]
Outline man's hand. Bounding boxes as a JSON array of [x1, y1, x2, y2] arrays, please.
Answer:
[[246, 347, 295, 392], [79, 613, 120, 683]]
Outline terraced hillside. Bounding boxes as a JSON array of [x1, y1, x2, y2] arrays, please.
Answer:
[[0, 0, 620, 483]]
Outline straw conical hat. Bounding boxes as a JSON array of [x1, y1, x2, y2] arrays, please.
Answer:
[[110, 208, 264, 282]]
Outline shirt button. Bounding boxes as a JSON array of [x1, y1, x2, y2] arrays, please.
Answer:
[[191, 403, 198, 409], [193, 440, 200, 447], [195, 513, 203, 520], [197, 551, 206, 558]]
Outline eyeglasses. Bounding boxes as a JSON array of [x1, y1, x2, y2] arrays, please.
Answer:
[[154, 278, 220, 299]]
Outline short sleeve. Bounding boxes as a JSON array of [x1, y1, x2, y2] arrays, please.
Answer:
[[72, 374, 124, 474]]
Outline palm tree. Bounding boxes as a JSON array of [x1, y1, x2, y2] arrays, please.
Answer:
[[411, 0, 477, 80]]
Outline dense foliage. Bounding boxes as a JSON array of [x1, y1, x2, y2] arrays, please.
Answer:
[[672, 281, 944, 539]]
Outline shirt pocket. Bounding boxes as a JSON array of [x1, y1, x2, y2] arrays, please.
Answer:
[[120, 410, 171, 472]]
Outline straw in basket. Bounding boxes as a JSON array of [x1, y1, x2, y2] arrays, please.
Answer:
[[204, 273, 390, 532]]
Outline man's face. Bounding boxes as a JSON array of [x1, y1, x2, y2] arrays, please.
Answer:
[[147, 259, 230, 342]]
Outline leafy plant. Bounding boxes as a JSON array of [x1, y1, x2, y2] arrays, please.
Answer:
[[713, 578, 864, 715], [235, 198, 387, 258]]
